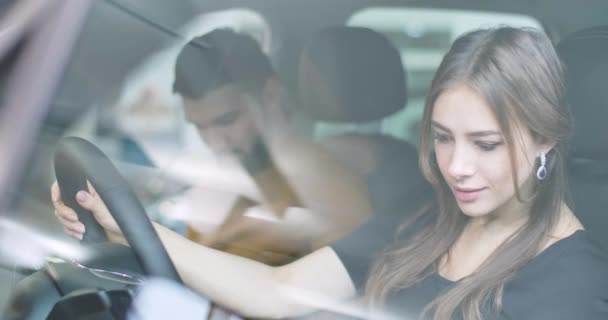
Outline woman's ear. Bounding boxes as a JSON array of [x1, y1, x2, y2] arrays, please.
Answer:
[[531, 132, 557, 156], [538, 140, 557, 156]]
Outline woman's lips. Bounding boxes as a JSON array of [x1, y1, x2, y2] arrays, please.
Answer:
[[453, 187, 486, 203]]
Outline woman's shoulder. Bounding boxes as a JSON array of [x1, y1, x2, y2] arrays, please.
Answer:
[[502, 231, 608, 319], [550, 230, 607, 271], [515, 230, 608, 283]]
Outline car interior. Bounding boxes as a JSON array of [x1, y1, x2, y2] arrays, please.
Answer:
[[557, 25, 608, 250], [0, 0, 607, 318]]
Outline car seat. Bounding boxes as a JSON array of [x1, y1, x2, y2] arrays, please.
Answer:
[[557, 25, 608, 250]]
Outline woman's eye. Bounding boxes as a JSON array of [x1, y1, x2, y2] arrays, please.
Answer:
[[433, 133, 451, 143], [476, 141, 502, 151]]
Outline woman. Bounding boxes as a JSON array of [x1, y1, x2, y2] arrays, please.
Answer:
[[53, 27, 608, 319]]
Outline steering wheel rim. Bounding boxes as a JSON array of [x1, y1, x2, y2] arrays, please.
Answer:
[[54, 136, 182, 283]]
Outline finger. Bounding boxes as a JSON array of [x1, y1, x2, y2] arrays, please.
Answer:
[[76, 190, 99, 212], [59, 219, 84, 233], [65, 222, 85, 235], [56, 214, 81, 230], [66, 222, 86, 234], [54, 204, 79, 221], [86, 180, 98, 197], [54, 208, 78, 222], [51, 181, 61, 203], [64, 226, 83, 240]]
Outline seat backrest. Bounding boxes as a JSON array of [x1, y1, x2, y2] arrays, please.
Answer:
[[298, 26, 432, 215], [557, 26, 608, 249], [298, 26, 407, 123]]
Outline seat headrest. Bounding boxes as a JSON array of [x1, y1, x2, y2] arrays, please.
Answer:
[[557, 26, 608, 161], [298, 26, 406, 123]]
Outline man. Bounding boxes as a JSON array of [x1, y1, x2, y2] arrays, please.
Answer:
[[108, 29, 371, 264], [173, 28, 281, 176]]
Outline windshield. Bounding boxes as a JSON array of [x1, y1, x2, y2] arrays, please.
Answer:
[[1, 1, 605, 318]]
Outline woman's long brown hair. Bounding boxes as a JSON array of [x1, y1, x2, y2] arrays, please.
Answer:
[[365, 27, 571, 320]]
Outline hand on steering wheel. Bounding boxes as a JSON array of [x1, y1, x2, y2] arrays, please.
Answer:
[[52, 180, 124, 244]]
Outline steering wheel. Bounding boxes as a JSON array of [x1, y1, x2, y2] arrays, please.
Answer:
[[3, 137, 182, 319], [54, 136, 181, 281]]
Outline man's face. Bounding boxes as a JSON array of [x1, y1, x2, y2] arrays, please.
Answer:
[[182, 84, 261, 160]]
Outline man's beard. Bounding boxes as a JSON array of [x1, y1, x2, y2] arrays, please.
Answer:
[[239, 137, 273, 175]]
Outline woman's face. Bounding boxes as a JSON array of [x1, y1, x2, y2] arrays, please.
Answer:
[[431, 85, 546, 218]]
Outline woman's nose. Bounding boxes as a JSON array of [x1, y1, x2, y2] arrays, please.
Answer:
[[447, 144, 476, 181]]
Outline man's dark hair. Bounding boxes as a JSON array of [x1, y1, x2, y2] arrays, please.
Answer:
[[173, 28, 275, 100]]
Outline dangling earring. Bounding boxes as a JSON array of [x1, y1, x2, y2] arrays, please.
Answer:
[[536, 151, 547, 180]]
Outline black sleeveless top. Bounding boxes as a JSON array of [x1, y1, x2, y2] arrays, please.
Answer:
[[332, 210, 608, 319]]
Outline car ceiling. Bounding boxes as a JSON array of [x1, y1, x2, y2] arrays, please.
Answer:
[[48, 0, 608, 127]]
